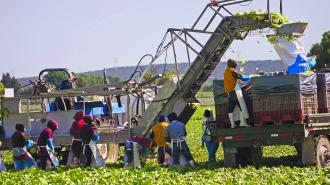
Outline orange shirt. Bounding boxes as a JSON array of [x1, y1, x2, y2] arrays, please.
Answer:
[[224, 67, 237, 93], [152, 122, 170, 147]]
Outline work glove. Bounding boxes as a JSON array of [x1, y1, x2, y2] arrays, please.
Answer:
[[25, 140, 34, 148], [92, 133, 100, 142], [241, 75, 251, 81]]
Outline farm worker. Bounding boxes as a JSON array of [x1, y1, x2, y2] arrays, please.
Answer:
[[150, 114, 172, 166], [224, 59, 251, 128], [11, 124, 37, 170], [80, 115, 105, 167], [287, 54, 316, 74], [202, 109, 219, 162], [165, 112, 195, 167], [37, 120, 60, 170], [67, 111, 85, 166], [124, 136, 152, 168]]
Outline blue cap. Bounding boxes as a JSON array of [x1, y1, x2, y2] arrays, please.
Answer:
[[158, 114, 166, 122]]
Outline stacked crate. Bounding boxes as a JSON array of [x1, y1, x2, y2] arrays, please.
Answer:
[[213, 80, 252, 128], [317, 73, 330, 113], [251, 74, 318, 126]]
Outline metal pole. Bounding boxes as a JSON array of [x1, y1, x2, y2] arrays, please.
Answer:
[[127, 94, 131, 138], [27, 99, 31, 139], [83, 95, 86, 115], [184, 32, 191, 66], [170, 32, 182, 90], [280, 0, 283, 15]]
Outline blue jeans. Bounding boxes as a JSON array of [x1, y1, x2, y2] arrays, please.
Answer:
[[205, 142, 219, 162], [172, 140, 193, 165]]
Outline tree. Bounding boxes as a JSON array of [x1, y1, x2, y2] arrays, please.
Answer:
[[310, 30, 330, 70], [307, 43, 321, 57], [44, 71, 69, 89], [19, 87, 34, 96], [1, 73, 21, 93], [0, 82, 4, 96], [108, 76, 120, 83], [75, 74, 103, 88]]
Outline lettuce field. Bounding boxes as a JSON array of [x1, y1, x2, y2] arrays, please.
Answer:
[[0, 107, 329, 184]]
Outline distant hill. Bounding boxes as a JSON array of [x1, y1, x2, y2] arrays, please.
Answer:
[[18, 60, 287, 86]]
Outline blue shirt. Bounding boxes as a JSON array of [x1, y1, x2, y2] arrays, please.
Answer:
[[165, 120, 187, 141]]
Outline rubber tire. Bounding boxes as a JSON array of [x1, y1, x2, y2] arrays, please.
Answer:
[[315, 136, 330, 168]]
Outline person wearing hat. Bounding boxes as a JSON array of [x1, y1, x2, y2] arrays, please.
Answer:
[[67, 111, 85, 166], [165, 112, 195, 167], [37, 120, 59, 170], [202, 109, 219, 162], [150, 114, 171, 166], [224, 59, 251, 128], [11, 123, 37, 170], [80, 115, 105, 167]]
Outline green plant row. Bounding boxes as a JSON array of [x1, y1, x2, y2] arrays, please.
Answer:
[[0, 108, 329, 184]]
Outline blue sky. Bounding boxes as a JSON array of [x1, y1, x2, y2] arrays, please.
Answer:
[[0, 0, 329, 77]]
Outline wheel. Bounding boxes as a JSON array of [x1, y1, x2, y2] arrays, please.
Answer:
[[237, 147, 252, 166], [251, 146, 262, 168], [315, 136, 330, 167]]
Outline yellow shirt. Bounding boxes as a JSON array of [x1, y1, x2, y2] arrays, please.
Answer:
[[224, 67, 237, 93], [152, 122, 169, 147]]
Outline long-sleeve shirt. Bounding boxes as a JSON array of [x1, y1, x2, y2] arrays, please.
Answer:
[[165, 120, 187, 141], [224, 67, 242, 93]]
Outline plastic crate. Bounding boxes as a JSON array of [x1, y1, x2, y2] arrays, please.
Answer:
[[252, 93, 317, 126], [317, 73, 330, 113]]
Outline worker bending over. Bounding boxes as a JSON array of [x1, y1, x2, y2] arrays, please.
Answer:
[[165, 112, 195, 167], [11, 124, 37, 170], [80, 115, 105, 167], [224, 59, 250, 128], [150, 114, 172, 166], [67, 111, 85, 166], [37, 120, 59, 170]]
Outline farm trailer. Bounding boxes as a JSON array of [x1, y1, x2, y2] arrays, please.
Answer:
[[211, 115, 330, 168]]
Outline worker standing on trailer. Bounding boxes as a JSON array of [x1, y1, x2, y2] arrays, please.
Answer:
[[37, 120, 60, 170], [67, 111, 85, 166], [165, 112, 195, 167], [11, 124, 37, 170], [202, 109, 219, 162], [80, 115, 105, 167], [224, 59, 251, 128], [150, 114, 172, 166]]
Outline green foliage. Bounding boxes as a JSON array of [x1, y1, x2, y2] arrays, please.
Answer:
[[235, 10, 289, 28], [0, 108, 329, 184], [1, 73, 21, 93], [308, 43, 321, 57], [0, 82, 4, 95], [18, 87, 34, 96], [75, 74, 103, 88], [108, 76, 120, 83], [312, 30, 330, 70], [44, 71, 69, 89]]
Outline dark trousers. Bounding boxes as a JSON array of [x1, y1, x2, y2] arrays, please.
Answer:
[[172, 140, 193, 165], [157, 146, 171, 164], [205, 142, 219, 162], [71, 140, 83, 158], [39, 156, 51, 170], [228, 91, 241, 113], [84, 146, 93, 166]]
